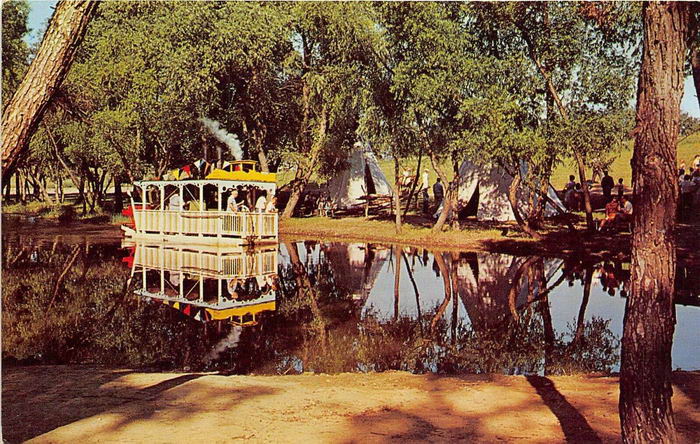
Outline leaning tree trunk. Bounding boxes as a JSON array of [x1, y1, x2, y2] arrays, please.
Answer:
[[430, 155, 456, 233], [507, 170, 543, 240], [620, 3, 690, 443], [1, 1, 98, 182]]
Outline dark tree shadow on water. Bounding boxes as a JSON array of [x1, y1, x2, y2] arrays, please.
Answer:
[[525, 375, 602, 443]]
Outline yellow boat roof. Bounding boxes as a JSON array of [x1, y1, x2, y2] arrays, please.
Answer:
[[206, 168, 276, 183]]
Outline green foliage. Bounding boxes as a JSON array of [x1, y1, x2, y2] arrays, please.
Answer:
[[1, 0, 30, 107], [13, 1, 648, 218], [464, 2, 640, 181]]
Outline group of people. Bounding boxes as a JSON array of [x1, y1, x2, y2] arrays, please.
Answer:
[[597, 171, 633, 231], [563, 171, 632, 232], [599, 194, 633, 231], [563, 175, 585, 211], [396, 167, 445, 217], [226, 188, 277, 214], [399, 168, 443, 215], [678, 155, 700, 221], [162, 186, 277, 214]]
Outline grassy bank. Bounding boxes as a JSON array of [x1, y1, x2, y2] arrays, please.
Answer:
[[280, 215, 506, 250], [277, 214, 630, 259], [2, 201, 130, 225]]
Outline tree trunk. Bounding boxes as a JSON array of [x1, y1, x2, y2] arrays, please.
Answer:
[[430, 154, 455, 233], [19, 172, 26, 203], [518, 27, 596, 231], [574, 265, 593, 344], [1, 1, 99, 181], [15, 172, 21, 203], [393, 246, 401, 320], [507, 170, 543, 240], [282, 178, 304, 219], [257, 148, 270, 173], [57, 175, 64, 202], [37, 176, 54, 203], [393, 156, 402, 234], [620, 3, 690, 443], [3, 173, 12, 201], [113, 176, 123, 213], [402, 149, 423, 218], [573, 152, 595, 231], [282, 101, 326, 219], [430, 251, 452, 334]]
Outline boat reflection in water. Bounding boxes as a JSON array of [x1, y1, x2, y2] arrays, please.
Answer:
[[125, 241, 278, 326]]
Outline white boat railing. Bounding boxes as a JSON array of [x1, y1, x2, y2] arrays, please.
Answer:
[[132, 210, 278, 240], [133, 243, 278, 277]]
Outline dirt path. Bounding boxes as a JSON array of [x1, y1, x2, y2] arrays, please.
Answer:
[[3, 366, 699, 443]]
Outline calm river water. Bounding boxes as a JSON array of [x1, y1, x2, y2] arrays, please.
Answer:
[[2, 229, 699, 376]]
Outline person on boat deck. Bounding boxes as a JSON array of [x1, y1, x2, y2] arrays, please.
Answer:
[[227, 189, 239, 212], [255, 192, 267, 212], [227, 278, 241, 300], [168, 193, 184, 211], [265, 195, 278, 213]]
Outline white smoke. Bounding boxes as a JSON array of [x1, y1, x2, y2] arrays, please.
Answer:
[[205, 325, 243, 363], [198, 117, 244, 161]]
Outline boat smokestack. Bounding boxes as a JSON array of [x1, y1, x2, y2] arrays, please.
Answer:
[[198, 117, 243, 161]]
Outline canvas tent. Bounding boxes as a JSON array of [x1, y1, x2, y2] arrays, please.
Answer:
[[455, 160, 566, 222], [327, 143, 393, 210]]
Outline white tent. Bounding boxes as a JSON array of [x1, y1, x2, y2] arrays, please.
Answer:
[[327, 143, 393, 210], [456, 159, 566, 222]]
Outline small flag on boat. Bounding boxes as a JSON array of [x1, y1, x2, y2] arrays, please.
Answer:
[[222, 160, 231, 169], [170, 169, 180, 180], [194, 159, 205, 169], [180, 165, 192, 179]]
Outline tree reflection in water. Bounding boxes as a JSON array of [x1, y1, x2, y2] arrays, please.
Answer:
[[2, 239, 697, 374]]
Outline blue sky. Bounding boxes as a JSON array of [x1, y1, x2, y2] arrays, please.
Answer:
[[25, 0, 700, 118]]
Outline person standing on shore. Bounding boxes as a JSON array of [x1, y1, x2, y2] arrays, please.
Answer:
[[601, 170, 614, 203], [617, 178, 625, 198], [432, 178, 444, 209], [420, 169, 430, 213]]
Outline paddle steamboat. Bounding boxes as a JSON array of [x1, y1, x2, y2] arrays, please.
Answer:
[[121, 160, 278, 246]]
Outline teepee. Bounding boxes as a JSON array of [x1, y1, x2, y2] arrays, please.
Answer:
[[456, 160, 566, 222], [327, 142, 393, 210]]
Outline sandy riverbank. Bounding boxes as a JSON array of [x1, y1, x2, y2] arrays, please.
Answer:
[[3, 366, 699, 443]]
